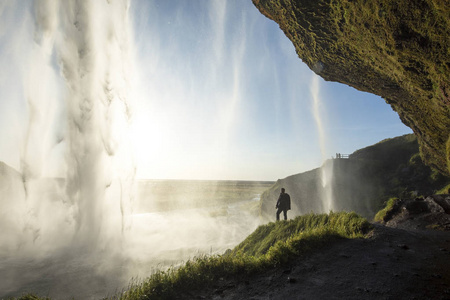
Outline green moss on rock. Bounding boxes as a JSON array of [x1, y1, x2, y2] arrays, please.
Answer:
[[374, 197, 401, 223], [252, 0, 450, 175]]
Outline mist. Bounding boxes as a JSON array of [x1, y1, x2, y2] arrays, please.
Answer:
[[0, 0, 134, 297]]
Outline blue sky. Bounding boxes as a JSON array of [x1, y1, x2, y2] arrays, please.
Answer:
[[0, 0, 412, 181]]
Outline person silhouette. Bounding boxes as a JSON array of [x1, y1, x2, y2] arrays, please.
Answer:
[[276, 188, 291, 221]]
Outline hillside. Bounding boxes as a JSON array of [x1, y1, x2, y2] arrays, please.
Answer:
[[260, 134, 450, 220], [252, 0, 450, 176]]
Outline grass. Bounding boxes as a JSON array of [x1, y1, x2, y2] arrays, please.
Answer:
[[232, 211, 370, 257], [437, 183, 450, 194], [374, 197, 400, 223], [115, 212, 371, 300]]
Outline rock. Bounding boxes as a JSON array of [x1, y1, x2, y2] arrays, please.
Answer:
[[287, 276, 296, 283], [406, 199, 429, 214], [424, 196, 445, 213], [398, 244, 409, 250], [384, 195, 450, 230], [428, 195, 450, 214], [213, 288, 224, 295]]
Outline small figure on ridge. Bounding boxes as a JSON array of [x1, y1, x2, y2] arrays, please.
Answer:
[[276, 188, 291, 221]]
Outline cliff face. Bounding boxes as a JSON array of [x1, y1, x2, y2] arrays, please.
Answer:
[[252, 0, 450, 175]]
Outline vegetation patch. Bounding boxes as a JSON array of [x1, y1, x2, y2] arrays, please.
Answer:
[[374, 197, 401, 223], [437, 183, 450, 194]]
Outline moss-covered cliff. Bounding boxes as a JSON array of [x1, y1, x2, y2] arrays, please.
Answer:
[[252, 0, 450, 175]]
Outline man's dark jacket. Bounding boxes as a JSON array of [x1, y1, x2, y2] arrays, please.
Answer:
[[276, 193, 291, 211]]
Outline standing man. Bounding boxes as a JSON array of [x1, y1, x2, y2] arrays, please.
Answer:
[[276, 188, 291, 221]]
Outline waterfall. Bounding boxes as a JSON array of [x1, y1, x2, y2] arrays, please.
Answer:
[[17, 0, 136, 252], [311, 74, 334, 212]]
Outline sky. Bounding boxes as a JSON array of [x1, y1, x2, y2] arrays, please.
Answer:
[[0, 0, 412, 181]]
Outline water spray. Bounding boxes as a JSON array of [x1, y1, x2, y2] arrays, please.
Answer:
[[20, 0, 136, 251], [311, 74, 334, 212]]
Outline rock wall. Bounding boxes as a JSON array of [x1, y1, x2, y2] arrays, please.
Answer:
[[252, 0, 450, 175]]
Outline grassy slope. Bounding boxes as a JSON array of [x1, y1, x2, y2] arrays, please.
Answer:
[[114, 212, 370, 300], [373, 197, 401, 223], [252, 0, 450, 176], [260, 134, 450, 220]]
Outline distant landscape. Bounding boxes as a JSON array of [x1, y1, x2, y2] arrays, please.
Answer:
[[136, 180, 274, 213]]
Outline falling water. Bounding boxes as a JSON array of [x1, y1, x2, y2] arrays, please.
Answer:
[[0, 1, 139, 297], [13, 0, 135, 252], [311, 74, 334, 212]]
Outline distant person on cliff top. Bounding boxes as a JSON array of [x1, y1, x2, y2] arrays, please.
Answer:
[[276, 188, 291, 221]]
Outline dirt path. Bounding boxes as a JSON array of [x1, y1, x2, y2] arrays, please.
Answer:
[[186, 225, 450, 300]]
